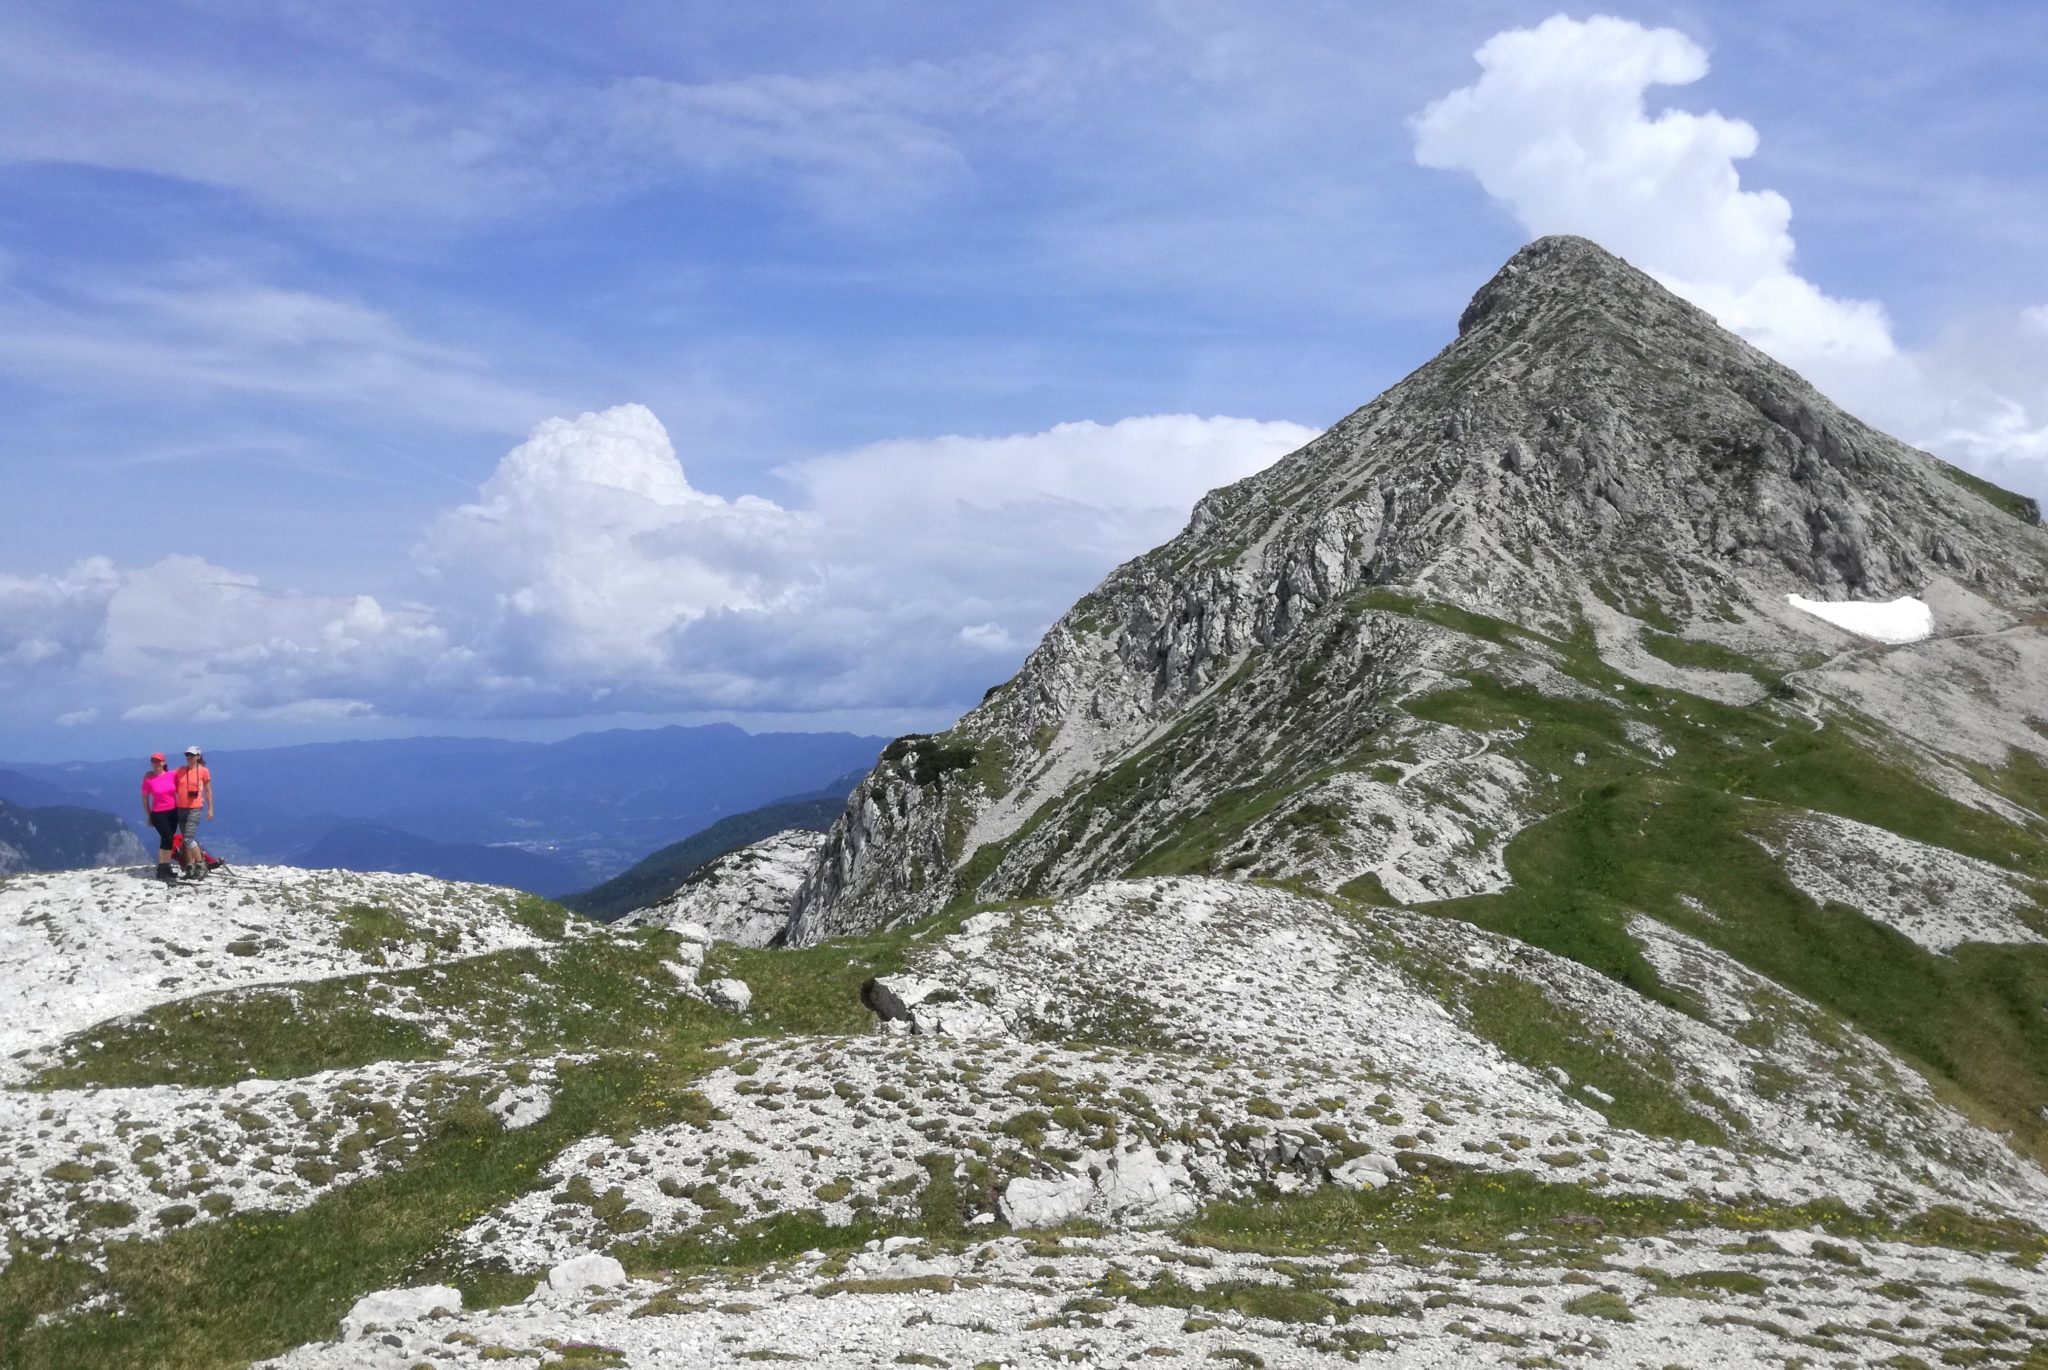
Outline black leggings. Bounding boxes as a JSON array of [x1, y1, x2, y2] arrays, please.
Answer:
[[149, 810, 178, 851]]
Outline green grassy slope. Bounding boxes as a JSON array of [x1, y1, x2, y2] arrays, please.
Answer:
[[1933, 459, 2043, 526], [1078, 596, 2048, 1167]]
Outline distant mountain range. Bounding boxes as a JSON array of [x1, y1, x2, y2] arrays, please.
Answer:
[[0, 768, 105, 811], [298, 822, 590, 897], [0, 795, 145, 876], [1, 724, 885, 890]]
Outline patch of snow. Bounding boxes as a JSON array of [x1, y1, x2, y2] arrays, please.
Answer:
[[1787, 593, 1933, 644]]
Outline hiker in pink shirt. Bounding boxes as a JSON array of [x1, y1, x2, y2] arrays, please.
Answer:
[[140, 753, 180, 883]]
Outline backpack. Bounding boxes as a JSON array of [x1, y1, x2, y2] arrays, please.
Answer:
[[169, 833, 229, 872]]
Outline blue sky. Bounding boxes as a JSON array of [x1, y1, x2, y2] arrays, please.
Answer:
[[4, 0, 2046, 761]]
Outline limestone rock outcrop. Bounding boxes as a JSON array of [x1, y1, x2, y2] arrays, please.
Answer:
[[617, 829, 825, 945]]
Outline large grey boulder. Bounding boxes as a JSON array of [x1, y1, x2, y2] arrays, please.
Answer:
[[864, 974, 1008, 1039], [1331, 1153, 1402, 1192], [338, 1285, 462, 1340], [540, 1253, 627, 1299], [998, 1173, 1092, 1229], [997, 1148, 1197, 1229], [705, 977, 752, 1013]]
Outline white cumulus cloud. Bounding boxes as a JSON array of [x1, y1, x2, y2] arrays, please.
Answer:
[[0, 403, 1319, 732], [1412, 14, 1893, 368], [0, 558, 119, 673], [1413, 14, 2047, 504], [418, 404, 815, 684], [414, 404, 1319, 714], [0, 555, 461, 729]]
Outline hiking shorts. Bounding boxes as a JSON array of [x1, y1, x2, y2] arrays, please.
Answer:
[[149, 810, 178, 848], [175, 808, 204, 839]]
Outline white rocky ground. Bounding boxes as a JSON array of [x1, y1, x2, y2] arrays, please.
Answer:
[[0, 1056, 556, 1271], [452, 879, 2043, 1276], [1755, 813, 2048, 953], [0, 864, 583, 1271], [615, 829, 826, 946], [0, 865, 556, 1086], [266, 1226, 2048, 1369], [7, 863, 2048, 1367]]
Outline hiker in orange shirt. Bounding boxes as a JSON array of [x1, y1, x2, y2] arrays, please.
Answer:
[[173, 746, 214, 878]]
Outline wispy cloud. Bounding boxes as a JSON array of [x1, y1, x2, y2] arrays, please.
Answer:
[[596, 70, 969, 217], [0, 264, 552, 429], [0, 13, 557, 229], [0, 9, 1064, 233]]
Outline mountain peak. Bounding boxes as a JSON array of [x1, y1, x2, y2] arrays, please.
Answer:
[[787, 231, 2048, 943], [1456, 233, 1696, 336]]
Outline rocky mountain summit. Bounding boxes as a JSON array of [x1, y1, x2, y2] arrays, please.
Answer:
[[7, 237, 2048, 1369], [789, 234, 2048, 943]]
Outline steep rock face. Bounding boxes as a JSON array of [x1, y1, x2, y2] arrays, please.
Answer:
[[788, 236, 2048, 943]]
